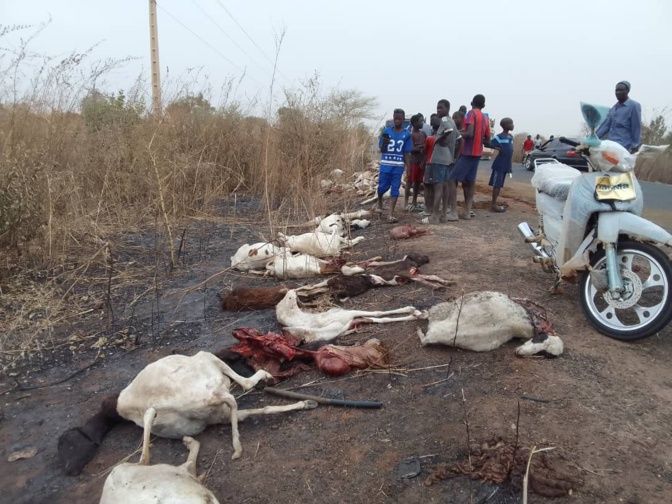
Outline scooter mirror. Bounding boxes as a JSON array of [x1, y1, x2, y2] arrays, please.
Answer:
[[580, 102, 611, 147]]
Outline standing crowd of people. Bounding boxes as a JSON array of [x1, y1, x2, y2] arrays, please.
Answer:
[[377, 94, 514, 224], [376, 80, 642, 224]]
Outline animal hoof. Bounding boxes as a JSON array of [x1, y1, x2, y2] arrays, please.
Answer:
[[303, 400, 319, 409], [416, 310, 429, 320], [231, 450, 243, 460]]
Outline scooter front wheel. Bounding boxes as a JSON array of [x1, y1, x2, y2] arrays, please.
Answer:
[[579, 241, 672, 340]]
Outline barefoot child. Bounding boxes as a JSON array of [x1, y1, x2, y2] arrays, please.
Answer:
[[377, 109, 413, 223], [488, 117, 515, 212], [420, 114, 440, 217], [422, 99, 458, 224], [404, 114, 428, 211]]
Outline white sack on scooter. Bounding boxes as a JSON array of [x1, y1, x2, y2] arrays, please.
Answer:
[[557, 172, 643, 268], [531, 163, 582, 200]]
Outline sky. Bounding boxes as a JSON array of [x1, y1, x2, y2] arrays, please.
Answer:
[[3, 0, 672, 136]]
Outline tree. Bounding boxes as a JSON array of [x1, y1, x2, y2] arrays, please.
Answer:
[[166, 93, 214, 119], [641, 115, 668, 145], [80, 89, 143, 131]]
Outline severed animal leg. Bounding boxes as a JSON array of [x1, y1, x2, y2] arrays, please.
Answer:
[[237, 400, 317, 421], [410, 274, 455, 290], [181, 436, 200, 478], [344, 306, 418, 318], [139, 407, 157, 465], [220, 393, 242, 459], [214, 359, 274, 391], [339, 311, 427, 336], [248, 269, 270, 277], [295, 279, 330, 298]]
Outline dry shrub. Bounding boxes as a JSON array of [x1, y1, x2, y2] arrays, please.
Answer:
[[0, 29, 376, 262], [635, 149, 672, 184], [0, 25, 375, 354], [425, 437, 584, 499]]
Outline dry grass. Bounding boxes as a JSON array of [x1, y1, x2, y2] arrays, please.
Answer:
[[635, 150, 672, 184], [0, 25, 376, 356]]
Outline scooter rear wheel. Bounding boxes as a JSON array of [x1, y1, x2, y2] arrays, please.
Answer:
[[579, 241, 672, 340]]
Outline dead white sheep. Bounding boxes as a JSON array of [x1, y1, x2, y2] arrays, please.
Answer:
[[278, 228, 364, 257], [230, 243, 284, 271], [417, 291, 563, 356], [277, 289, 426, 342], [315, 213, 347, 235], [58, 352, 316, 475], [99, 433, 219, 504], [262, 251, 345, 279]]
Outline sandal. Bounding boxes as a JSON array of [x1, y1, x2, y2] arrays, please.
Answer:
[[373, 207, 384, 214], [387, 216, 399, 223], [405, 204, 415, 212], [419, 217, 431, 225], [419, 210, 431, 217], [490, 206, 507, 213], [469, 210, 476, 217]]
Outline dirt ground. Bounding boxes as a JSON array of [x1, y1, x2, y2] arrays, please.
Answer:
[[2, 175, 672, 504]]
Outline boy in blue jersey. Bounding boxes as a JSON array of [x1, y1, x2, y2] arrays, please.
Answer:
[[377, 109, 413, 223], [488, 117, 515, 213]]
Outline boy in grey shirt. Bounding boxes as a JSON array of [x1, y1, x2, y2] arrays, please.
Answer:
[[422, 99, 459, 224]]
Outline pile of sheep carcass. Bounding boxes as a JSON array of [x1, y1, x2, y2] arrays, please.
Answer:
[[57, 207, 565, 504], [319, 163, 425, 207], [226, 212, 562, 358], [319, 165, 379, 197]]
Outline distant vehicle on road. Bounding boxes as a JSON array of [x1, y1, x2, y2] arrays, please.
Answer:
[[523, 137, 589, 171]]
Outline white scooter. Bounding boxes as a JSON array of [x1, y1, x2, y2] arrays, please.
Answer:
[[519, 103, 672, 340]]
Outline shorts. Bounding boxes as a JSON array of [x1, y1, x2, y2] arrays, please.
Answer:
[[378, 166, 404, 197], [489, 170, 507, 189], [424, 163, 453, 184], [409, 163, 424, 184], [427, 163, 453, 184], [449, 155, 481, 183]]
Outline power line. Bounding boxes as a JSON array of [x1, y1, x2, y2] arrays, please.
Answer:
[[190, 0, 273, 80], [156, 2, 263, 87], [213, 0, 291, 83]]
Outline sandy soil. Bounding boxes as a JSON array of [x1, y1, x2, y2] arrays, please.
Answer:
[[2, 177, 672, 504]]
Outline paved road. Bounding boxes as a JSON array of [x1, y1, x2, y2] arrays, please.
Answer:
[[478, 160, 672, 211]]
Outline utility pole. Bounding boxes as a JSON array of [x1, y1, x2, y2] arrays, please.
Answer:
[[148, 0, 162, 116]]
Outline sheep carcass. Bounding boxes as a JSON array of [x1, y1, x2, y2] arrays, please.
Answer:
[[220, 285, 291, 311], [276, 289, 425, 342], [350, 219, 370, 230], [58, 352, 315, 475], [100, 433, 218, 504], [417, 291, 563, 355], [222, 273, 383, 312], [390, 225, 431, 240], [265, 251, 345, 279], [224, 328, 389, 378], [353, 171, 378, 195], [315, 213, 346, 235], [230, 243, 283, 271], [296, 274, 381, 301], [341, 254, 453, 290], [278, 229, 364, 257]]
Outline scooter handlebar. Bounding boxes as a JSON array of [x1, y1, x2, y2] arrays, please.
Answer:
[[559, 137, 580, 147]]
